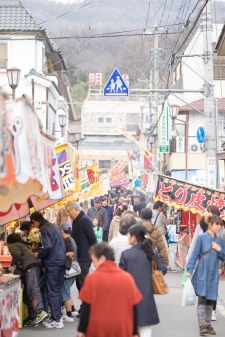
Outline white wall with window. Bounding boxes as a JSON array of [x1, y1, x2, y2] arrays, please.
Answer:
[[81, 99, 144, 136]]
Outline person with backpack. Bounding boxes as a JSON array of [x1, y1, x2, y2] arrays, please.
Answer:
[[187, 215, 225, 336], [30, 211, 66, 329]]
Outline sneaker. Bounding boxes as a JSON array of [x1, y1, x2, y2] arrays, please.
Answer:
[[72, 310, 79, 317], [167, 266, 177, 273], [23, 318, 38, 327], [206, 326, 216, 335], [61, 315, 74, 323], [32, 311, 48, 326], [42, 319, 64, 329], [211, 310, 217, 321]]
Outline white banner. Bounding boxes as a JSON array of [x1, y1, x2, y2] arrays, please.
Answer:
[[176, 136, 185, 153]]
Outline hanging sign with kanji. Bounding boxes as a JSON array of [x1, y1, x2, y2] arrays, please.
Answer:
[[158, 106, 169, 153], [154, 175, 225, 218]]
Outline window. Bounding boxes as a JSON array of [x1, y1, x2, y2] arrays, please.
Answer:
[[0, 44, 8, 69], [99, 160, 111, 169], [213, 62, 225, 80], [106, 118, 112, 123], [126, 124, 138, 132], [98, 117, 104, 123]]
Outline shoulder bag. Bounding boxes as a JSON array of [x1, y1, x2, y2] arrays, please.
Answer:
[[152, 258, 169, 295], [64, 238, 81, 279]]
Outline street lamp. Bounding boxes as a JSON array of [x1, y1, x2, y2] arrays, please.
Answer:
[[169, 105, 180, 135], [58, 114, 67, 137], [6, 67, 21, 99], [74, 133, 81, 149], [149, 135, 154, 150]]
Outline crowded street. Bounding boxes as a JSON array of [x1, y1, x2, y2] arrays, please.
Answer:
[[1, 1, 225, 337]]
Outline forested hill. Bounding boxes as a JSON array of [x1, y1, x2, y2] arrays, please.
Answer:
[[21, 0, 225, 84]]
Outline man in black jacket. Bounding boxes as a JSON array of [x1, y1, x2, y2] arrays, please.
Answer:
[[30, 211, 66, 329], [65, 202, 97, 292]]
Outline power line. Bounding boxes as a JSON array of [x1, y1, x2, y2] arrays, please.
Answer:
[[1, 2, 92, 38], [145, 0, 152, 28]]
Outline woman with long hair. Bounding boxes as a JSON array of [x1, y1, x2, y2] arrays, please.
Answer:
[[187, 215, 225, 336], [186, 205, 224, 320], [119, 225, 167, 337], [92, 217, 103, 243]]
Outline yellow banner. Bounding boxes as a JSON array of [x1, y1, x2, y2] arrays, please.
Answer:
[[55, 144, 76, 194], [78, 181, 104, 200]]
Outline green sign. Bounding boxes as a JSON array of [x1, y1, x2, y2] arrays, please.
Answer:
[[158, 106, 169, 153]]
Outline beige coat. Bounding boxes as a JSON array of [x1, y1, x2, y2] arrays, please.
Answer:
[[142, 220, 169, 266], [108, 216, 121, 242]]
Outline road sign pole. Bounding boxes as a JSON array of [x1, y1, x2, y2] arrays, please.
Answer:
[[201, 1, 218, 189]]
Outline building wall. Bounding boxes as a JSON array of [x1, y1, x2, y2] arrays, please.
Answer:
[[81, 98, 145, 137]]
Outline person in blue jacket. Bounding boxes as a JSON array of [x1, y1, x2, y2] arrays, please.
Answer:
[[30, 211, 66, 329], [187, 215, 225, 336], [101, 197, 113, 242]]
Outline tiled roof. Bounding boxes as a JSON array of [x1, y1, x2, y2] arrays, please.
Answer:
[[0, 4, 42, 31], [179, 98, 225, 113]]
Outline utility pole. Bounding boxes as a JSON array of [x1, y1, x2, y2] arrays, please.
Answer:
[[153, 25, 160, 171], [201, 0, 219, 188]]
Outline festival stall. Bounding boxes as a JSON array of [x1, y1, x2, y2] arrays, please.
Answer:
[[154, 174, 225, 269]]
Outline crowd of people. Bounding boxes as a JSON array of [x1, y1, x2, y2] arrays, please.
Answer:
[[5, 188, 225, 336]]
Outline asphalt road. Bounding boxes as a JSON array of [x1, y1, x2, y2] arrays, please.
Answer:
[[18, 245, 225, 337]]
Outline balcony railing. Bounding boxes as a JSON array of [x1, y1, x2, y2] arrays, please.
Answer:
[[0, 59, 7, 69]]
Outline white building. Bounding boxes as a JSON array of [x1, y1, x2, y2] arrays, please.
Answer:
[[167, 24, 225, 187], [80, 89, 148, 171], [0, 0, 75, 141]]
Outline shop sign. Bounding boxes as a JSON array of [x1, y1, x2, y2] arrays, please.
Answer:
[[176, 136, 185, 153], [158, 107, 169, 153], [155, 174, 225, 218]]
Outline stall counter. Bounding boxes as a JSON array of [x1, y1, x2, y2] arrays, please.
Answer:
[[0, 274, 20, 337], [0, 255, 12, 267]]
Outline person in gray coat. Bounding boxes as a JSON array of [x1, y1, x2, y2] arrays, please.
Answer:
[[119, 224, 167, 337], [7, 233, 48, 326], [87, 196, 108, 231]]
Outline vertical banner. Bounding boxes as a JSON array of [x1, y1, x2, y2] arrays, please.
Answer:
[[55, 144, 76, 194], [87, 164, 99, 185], [158, 106, 169, 153]]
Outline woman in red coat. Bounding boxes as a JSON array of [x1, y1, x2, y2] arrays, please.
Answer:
[[77, 242, 142, 337]]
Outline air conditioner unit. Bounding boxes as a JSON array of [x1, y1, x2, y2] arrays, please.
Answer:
[[190, 144, 198, 152], [34, 101, 43, 109]]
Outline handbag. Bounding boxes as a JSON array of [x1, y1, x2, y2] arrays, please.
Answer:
[[64, 260, 81, 279], [151, 258, 169, 295]]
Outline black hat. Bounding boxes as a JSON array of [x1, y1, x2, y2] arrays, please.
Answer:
[[141, 207, 152, 220]]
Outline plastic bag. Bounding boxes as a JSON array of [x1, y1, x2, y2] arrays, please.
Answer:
[[182, 279, 196, 306], [181, 268, 188, 287]]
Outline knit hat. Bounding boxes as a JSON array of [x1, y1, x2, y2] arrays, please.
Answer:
[[141, 207, 152, 220]]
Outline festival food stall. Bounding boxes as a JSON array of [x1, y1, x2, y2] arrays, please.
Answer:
[[154, 174, 225, 270]]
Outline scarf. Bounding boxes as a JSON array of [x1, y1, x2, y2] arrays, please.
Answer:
[[72, 211, 85, 257], [199, 217, 208, 232]]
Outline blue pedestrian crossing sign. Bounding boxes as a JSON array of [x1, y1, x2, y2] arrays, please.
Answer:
[[103, 68, 129, 97]]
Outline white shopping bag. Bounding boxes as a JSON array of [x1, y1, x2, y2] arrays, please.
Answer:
[[182, 279, 197, 306]]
